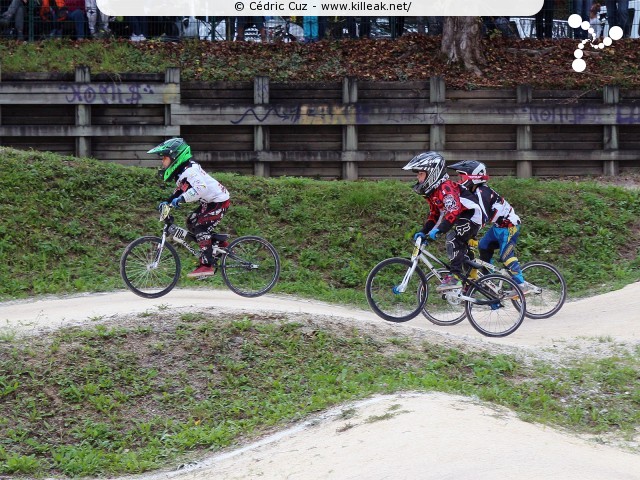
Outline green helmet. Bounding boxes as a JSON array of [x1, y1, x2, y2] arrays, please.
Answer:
[[148, 138, 192, 182]]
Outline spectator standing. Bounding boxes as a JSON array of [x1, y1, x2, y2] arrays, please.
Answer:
[[318, 16, 327, 39], [129, 16, 147, 41], [40, 0, 86, 39], [0, 0, 27, 40], [534, 0, 554, 39], [346, 16, 370, 38], [426, 16, 443, 35], [590, 3, 604, 37], [302, 15, 327, 41], [573, 0, 591, 38], [85, 0, 110, 38], [346, 16, 357, 37], [390, 16, 404, 38], [605, 0, 629, 36], [303, 16, 319, 41]]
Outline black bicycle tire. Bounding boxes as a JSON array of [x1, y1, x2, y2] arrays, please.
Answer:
[[464, 274, 526, 337], [221, 235, 280, 297], [365, 257, 428, 323], [420, 268, 467, 326], [519, 261, 567, 319], [120, 236, 181, 299]]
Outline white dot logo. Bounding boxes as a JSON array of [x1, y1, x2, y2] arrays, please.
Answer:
[[568, 15, 623, 72]]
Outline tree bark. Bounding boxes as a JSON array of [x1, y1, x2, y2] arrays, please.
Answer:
[[441, 17, 486, 77]]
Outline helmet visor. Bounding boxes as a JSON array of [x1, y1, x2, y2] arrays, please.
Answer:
[[459, 173, 488, 184]]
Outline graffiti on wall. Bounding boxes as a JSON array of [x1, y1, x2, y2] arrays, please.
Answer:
[[59, 83, 155, 105]]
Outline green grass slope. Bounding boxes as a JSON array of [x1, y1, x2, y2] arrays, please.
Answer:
[[1, 147, 639, 302], [1, 147, 640, 478]]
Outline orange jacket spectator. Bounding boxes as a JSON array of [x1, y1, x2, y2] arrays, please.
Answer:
[[40, 0, 65, 21]]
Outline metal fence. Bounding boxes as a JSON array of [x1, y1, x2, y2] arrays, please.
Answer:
[[2, 1, 639, 42]]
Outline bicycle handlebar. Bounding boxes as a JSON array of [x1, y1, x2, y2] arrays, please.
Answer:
[[159, 203, 175, 221]]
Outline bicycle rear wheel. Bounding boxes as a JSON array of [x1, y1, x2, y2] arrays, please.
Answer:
[[120, 236, 181, 299], [221, 236, 280, 297], [519, 261, 567, 319], [365, 257, 427, 323], [465, 274, 526, 337], [420, 268, 467, 326]]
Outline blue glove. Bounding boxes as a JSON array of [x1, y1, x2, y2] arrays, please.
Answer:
[[428, 228, 440, 240], [170, 196, 184, 209], [413, 232, 426, 241], [157, 201, 168, 212]]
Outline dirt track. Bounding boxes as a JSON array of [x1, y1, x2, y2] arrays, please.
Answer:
[[2, 284, 640, 479]]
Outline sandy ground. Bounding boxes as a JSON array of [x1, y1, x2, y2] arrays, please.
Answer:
[[2, 283, 640, 479]]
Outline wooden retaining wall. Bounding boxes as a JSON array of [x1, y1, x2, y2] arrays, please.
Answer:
[[1, 66, 639, 180]]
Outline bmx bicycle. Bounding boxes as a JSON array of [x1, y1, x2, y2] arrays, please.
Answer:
[[419, 240, 567, 326], [463, 239, 566, 320], [365, 237, 527, 338], [120, 204, 280, 299]]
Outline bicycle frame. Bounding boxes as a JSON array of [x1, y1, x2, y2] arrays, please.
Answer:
[[156, 204, 261, 272], [400, 237, 510, 307], [465, 245, 543, 295], [156, 204, 228, 263]]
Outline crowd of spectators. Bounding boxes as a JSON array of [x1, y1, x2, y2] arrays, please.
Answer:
[[0, 3, 636, 42]]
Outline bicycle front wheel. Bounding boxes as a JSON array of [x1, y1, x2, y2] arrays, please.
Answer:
[[365, 257, 427, 323], [519, 261, 567, 319], [221, 236, 280, 297], [420, 268, 467, 326], [465, 274, 526, 337], [120, 236, 181, 299]]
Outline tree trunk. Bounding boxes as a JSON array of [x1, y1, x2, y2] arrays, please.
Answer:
[[441, 17, 486, 77]]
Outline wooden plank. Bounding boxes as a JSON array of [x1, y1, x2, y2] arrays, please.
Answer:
[[92, 144, 158, 152], [172, 103, 631, 126], [92, 117, 165, 125], [0, 125, 179, 136], [270, 133, 342, 142], [532, 142, 603, 150], [106, 158, 165, 167], [359, 143, 430, 151], [0, 83, 179, 105], [359, 133, 430, 142], [93, 106, 164, 115], [3, 118, 75, 125], [532, 90, 602, 99], [183, 81, 253, 90], [358, 90, 430, 100], [447, 90, 517, 100], [446, 142, 517, 150]]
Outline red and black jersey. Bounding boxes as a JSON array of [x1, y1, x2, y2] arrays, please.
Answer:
[[422, 180, 484, 234]]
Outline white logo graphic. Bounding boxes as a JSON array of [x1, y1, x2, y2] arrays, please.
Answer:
[[443, 194, 457, 212], [568, 14, 623, 72]]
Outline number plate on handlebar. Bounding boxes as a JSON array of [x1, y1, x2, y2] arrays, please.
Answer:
[[173, 226, 188, 242], [412, 245, 420, 257]]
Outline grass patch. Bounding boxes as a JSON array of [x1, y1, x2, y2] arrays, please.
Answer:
[[0, 313, 639, 477], [0, 147, 639, 303]]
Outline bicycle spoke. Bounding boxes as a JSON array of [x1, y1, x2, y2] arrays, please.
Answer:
[[366, 257, 426, 323], [420, 269, 467, 326], [222, 236, 280, 297], [465, 274, 525, 337], [120, 237, 181, 299], [520, 261, 567, 319]]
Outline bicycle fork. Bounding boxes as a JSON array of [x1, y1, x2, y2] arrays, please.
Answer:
[[393, 238, 423, 294], [151, 233, 169, 269], [392, 257, 420, 294]]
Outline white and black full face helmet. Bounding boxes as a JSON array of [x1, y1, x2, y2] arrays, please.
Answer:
[[448, 160, 488, 189], [402, 151, 449, 196]]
